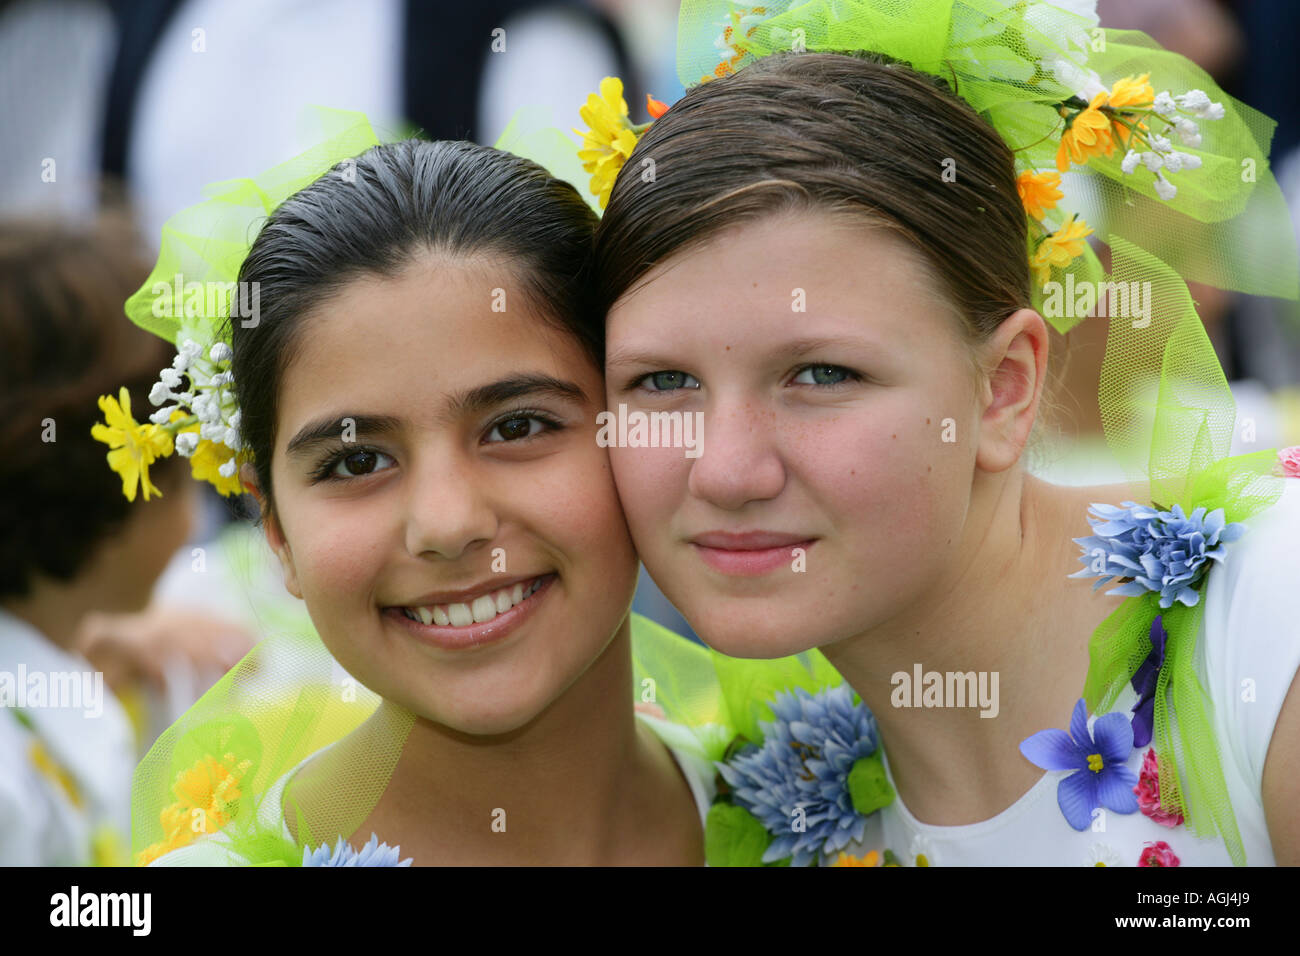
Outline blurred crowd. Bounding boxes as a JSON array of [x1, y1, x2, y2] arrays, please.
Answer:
[[1, 0, 1296, 865]]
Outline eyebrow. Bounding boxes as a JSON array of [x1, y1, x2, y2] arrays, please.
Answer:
[[284, 373, 588, 459], [605, 335, 888, 368]]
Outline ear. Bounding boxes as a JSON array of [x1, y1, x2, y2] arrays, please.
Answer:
[[240, 462, 303, 600], [974, 308, 1048, 474]]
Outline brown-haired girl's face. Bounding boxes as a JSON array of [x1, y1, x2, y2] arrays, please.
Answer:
[[257, 253, 639, 734], [604, 211, 1004, 658]]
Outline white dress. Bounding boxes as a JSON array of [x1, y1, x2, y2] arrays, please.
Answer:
[[150, 710, 715, 866], [0, 608, 135, 865], [869, 477, 1300, 866]]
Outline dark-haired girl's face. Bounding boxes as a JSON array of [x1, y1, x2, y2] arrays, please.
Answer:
[[260, 254, 639, 734], [604, 211, 1006, 658]]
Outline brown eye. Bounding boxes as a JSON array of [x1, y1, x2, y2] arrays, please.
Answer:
[[485, 415, 550, 443], [331, 449, 392, 477]]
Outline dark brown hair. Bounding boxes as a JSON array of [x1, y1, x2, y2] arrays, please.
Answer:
[[593, 50, 1034, 357], [0, 215, 186, 599]]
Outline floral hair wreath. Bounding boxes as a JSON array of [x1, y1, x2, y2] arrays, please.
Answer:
[[573, 6, 1228, 290]]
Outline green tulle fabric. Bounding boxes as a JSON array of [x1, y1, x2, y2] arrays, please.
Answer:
[[131, 613, 837, 865], [668, 1, 1297, 864]]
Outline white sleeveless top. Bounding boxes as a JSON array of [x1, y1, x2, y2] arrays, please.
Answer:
[[867, 477, 1300, 866]]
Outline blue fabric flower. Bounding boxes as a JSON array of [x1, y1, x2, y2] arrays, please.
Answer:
[[1129, 615, 1168, 748], [1020, 699, 1138, 830], [1069, 500, 1245, 609], [302, 833, 413, 867], [716, 684, 880, 867]]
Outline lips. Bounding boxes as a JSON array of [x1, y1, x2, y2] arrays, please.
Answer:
[[689, 531, 816, 577]]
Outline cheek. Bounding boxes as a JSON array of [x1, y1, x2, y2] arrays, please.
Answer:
[[608, 444, 687, 537], [282, 498, 389, 603]]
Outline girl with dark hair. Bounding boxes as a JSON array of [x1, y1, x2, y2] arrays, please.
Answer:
[[587, 1, 1300, 866], [118, 117, 715, 866]]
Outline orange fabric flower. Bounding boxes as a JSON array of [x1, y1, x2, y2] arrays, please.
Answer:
[[830, 850, 880, 867], [1016, 170, 1064, 220], [1056, 93, 1115, 172]]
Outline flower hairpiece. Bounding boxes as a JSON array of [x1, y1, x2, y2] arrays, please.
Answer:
[[93, 337, 247, 501], [572, 77, 667, 209]]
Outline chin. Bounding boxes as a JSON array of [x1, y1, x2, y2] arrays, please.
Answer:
[[686, 604, 827, 661]]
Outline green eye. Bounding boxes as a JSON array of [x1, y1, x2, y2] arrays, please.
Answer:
[[641, 370, 700, 392], [792, 364, 856, 386]]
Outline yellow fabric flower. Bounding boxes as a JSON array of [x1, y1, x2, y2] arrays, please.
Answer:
[[91, 387, 174, 502], [1016, 170, 1064, 220], [1056, 92, 1115, 172], [574, 76, 640, 209], [1031, 216, 1094, 285], [174, 416, 245, 496], [830, 850, 880, 867], [1107, 73, 1154, 111], [135, 752, 250, 865]]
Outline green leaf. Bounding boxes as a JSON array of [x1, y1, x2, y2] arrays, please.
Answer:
[[848, 750, 896, 816], [704, 802, 773, 867]]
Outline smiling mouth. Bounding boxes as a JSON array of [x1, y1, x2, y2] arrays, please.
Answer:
[[393, 575, 548, 627]]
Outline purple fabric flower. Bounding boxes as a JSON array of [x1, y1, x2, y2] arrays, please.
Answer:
[[1069, 501, 1245, 609], [1020, 699, 1138, 830], [1129, 616, 1168, 748]]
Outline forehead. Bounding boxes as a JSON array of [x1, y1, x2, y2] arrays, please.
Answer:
[[275, 255, 596, 428], [606, 211, 960, 350]]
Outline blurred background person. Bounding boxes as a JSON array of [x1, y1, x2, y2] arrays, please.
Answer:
[[0, 214, 254, 865]]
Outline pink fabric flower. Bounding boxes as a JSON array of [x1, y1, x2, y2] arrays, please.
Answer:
[[1134, 748, 1185, 827], [1279, 446, 1300, 479], [1138, 841, 1181, 867]]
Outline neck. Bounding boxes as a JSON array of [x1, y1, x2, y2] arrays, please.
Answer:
[[362, 616, 695, 863], [820, 470, 1109, 824]]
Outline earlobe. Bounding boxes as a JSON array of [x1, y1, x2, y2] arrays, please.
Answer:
[[975, 308, 1048, 474], [239, 462, 303, 600]]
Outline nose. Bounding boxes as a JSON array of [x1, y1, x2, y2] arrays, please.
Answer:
[[403, 448, 499, 561], [686, 397, 787, 510]]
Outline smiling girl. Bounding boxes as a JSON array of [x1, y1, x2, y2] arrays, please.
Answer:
[[116, 117, 717, 865], [589, 1, 1300, 866]]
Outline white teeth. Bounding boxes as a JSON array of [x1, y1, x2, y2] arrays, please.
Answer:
[[471, 594, 496, 622], [403, 576, 546, 627]]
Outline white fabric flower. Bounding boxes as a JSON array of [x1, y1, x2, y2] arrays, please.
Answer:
[[159, 367, 182, 388], [149, 405, 177, 425], [1121, 149, 1141, 174], [1084, 843, 1124, 867], [1141, 151, 1164, 172], [209, 342, 232, 363], [1152, 91, 1177, 117], [218, 460, 237, 478], [175, 431, 199, 457], [1153, 176, 1177, 200], [148, 381, 172, 406], [1174, 151, 1202, 170]]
